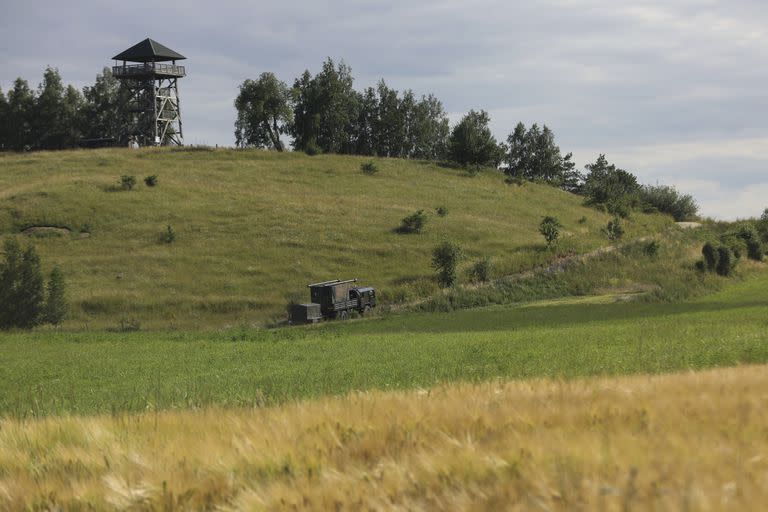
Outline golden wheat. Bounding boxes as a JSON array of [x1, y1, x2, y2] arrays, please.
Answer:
[[1, 365, 767, 510]]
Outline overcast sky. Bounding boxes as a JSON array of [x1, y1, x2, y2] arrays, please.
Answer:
[[2, 0, 766, 219]]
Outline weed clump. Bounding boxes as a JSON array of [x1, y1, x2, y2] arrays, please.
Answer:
[[144, 175, 158, 187], [435, 206, 448, 217], [360, 161, 379, 175], [161, 225, 176, 244], [469, 257, 492, 283], [605, 217, 624, 241], [120, 175, 136, 190]]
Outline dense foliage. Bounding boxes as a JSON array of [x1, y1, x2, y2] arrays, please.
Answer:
[[0, 239, 67, 329], [0, 67, 132, 151], [447, 110, 503, 168], [504, 122, 579, 190], [431, 240, 463, 287]]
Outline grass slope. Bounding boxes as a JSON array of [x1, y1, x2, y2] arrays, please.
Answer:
[[2, 365, 767, 510], [0, 148, 669, 328], [2, 268, 766, 417]]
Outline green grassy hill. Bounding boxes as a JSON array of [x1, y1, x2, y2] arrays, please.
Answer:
[[0, 147, 670, 328]]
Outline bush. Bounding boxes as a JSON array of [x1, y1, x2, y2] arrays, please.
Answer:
[[747, 239, 764, 261], [120, 175, 136, 190], [432, 240, 463, 287], [360, 161, 378, 175], [702, 242, 719, 271], [304, 141, 322, 156], [539, 216, 561, 246], [577, 216, 587, 224], [716, 246, 736, 276], [605, 217, 624, 241], [643, 240, 660, 258], [161, 225, 176, 244], [435, 206, 449, 217], [397, 210, 427, 234], [144, 175, 158, 187], [638, 185, 698, 221], [469, 257, 492, 283]]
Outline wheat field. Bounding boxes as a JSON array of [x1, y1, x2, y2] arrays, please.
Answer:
[[2, 364, 766, 510]]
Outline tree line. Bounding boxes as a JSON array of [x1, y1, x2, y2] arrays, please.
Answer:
[[236, 58, 698, 220], [0, 67, 129, 151]]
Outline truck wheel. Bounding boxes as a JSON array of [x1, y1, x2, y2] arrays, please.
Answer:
[[338, 310, 349, 320]]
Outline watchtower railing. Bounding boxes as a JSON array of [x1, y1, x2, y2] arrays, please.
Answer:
[[112, 63, 186, 78]]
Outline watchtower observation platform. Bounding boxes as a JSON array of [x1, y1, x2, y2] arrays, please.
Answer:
[[112, 62, 186, 79]]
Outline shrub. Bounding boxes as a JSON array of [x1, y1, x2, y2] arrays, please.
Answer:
[[397, 210, 427, 234], [747, 239, 764, 261], [605, 217, 624, 241], [144, 175, 158, 187], [469, 257, 492, 283], [716, 246, 736, 276], [643, 240, 660, 258], [694, 260, 706, 272], [432, 240, 463, 287], [539, 216, 562, 246], [161, 225, 176, 244], [435, 206, 448, 217], [577, 216, 587, 224], [702, 242, 719, 271], [120, 175, 136, 190], [638, 185, 698, 221], [360, 161, 378, 175], [43, 267, 67, 325], [304, 141, 322, 156]]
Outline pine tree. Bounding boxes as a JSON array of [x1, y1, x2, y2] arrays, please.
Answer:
[[44, 267, 67, 325]]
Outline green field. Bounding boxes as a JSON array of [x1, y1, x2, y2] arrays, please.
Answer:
[[0, 148, 670, 328], [2, 268, 766, 418]]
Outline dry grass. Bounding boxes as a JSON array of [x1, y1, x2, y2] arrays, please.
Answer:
[[2, 365, 767, 510]]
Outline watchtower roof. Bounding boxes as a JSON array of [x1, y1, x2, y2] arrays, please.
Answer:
[[112, 38, 186, 62]]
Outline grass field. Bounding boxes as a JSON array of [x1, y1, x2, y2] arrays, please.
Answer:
[[2, 364, 767, 510], [2, 265, 765, 418], [0, 147, 670, 328]]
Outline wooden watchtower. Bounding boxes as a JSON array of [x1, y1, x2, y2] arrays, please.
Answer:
[[112, 38, 186, 146]]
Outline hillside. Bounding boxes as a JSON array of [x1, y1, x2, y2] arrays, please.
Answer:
[[0, 148, 670, 328]]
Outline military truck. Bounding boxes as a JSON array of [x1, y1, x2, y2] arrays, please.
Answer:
[[288, 279, 377, 324]]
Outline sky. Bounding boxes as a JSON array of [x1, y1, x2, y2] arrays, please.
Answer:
[[1, 0, 766, 219]]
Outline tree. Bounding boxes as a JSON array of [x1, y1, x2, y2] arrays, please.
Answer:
[[0, 239, 23, 328], [504, 122, 578, 190], [234, 72, 292, 151], [431, 240, 463, 287], [411, 94, 449, 160], [448, 110, 503, 168], [43, 267, 67, 325], [81, 67, 130, 142], [0, 240, 44, 329], [0, 87, 8, 150], [539, 216, 562, 246], [373, 80, 403, 157], [582, 154, 640, 206], [7, 78, 36, 151], [35, 67, 67, 149]]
